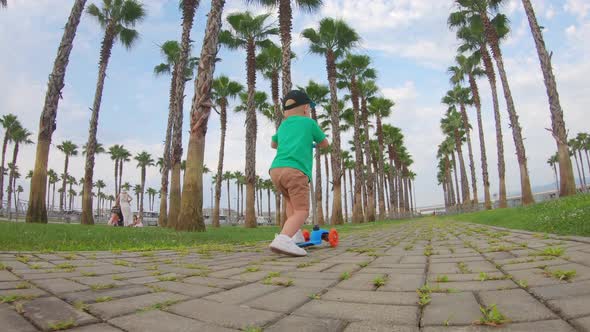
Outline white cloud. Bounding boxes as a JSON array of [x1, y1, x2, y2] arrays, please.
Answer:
[[564, 0, 590, 19]]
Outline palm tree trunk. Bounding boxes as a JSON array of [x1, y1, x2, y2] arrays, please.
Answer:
[[244, 37, 258, 229], [274, 192, 280, 226], [553, 164, 559, 194], [375, 113, 387, 219], [0, 136, 7, 214], [350, 77, 364, 223], [114, 159, 119, 198], [27, 0, 86, 223], [451, 151, 462, 206], [480, 45, 507, 208], [573, 154, 582, 191], [226, 179, 231, 222], [384, 172, 391, 214], [342, 162, 348, 223], [7, 143, 19, 220], [118, 161, 123, 196], [159, 68, 178, 227], [458, 103, 478, 207], [361, 96, 376, 221], [170, 0, 199, 230], [446, 157, 456, 207], [468, 75, 491, 210], [52, 184, 56, 212], [521, 0, 576, 197], [139, 168, 145, 221], [481, 12, 534, 206], [454, 129, 471, 206], [60, 155, 70, 212], [325, 50, 343, 225], [387, 156, 396, 218], [278, 0, 292, 96], [267, 187, 271, 221], [578, 150, 587, 191], [81, 23, 117, 226], [176, 0, 222, 232], [212, 100, 227, 228], [348, 168, 354, 217]]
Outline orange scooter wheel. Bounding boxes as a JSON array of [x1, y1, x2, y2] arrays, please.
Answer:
[[328, 228, 339, 247], [302, 229, 311, 242]]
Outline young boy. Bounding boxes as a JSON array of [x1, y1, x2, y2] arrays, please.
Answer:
[[268, 90, 330, 257]]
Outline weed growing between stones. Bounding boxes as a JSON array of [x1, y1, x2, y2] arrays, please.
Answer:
[[516, 279, 528, 288], [15, 282, 31, 289], [417, 284, 432, 307], [89, 283, 115, 291], [436, 275, 449, 283], [475, 304, 509, 326], [309, 293, 321, 300], [544, 269, 576, 281], [48, 318, 76, 331], [56, 263, 75, 270], [540, 247, 565, 257], [73, 301, 89, 312], [297, 262, 313, 268], [244, 266, 260, 273], [457, 262, 471, 273], [147, 285, 165, 293], [81, 271, 97, 277], [373, 275, 387, 288], [0, 295, 36, 303], [113, 260, 131, 267], [157, 276, 178, 282], [358, 261, 370, 268], [95, 296, 113, 303], [340, 272, 351, 280], [244, 327, 262, 332], [139, 300, 182, 312], [112, 275, 126, 281]]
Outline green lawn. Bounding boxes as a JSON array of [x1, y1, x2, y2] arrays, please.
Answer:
[[0, 219, 410, 252], [443, 193, 590, 237]]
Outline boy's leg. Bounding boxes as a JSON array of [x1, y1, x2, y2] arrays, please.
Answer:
[[280, 170, 309, 238]]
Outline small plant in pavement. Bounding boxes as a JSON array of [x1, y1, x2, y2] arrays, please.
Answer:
[[373, 275, 387, 288], [95, 296, 113, 303], [517, 279, 528, 288], [436, 275, 449, 283], [48, 319, 76, 331], [457, 262, 471, 273], [478, 272, 489, 281], [340, 272, 351, 280], [541, 247, 564, 257], [545, 269, 576, 281], [475, 304, 509, 326], [244, 266, 260, 273]]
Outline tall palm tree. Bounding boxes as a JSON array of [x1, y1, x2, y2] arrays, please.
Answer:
[[358, 79, 379, 218], [56, 141, 78, 212], [441, 109, 470, 206], [94, 179, 106, 217], [337, 54, 376, 222], [220, 11, 278, 228], [211, 76, 243, 227], [576, 133, 589, 191], [108, 144, 123, 195], [6, 127, 32, 220], [369, 97, 394, 218], [68, 176, 77, 210], [169, 0, 200, 230], [133, 184, 141, 210], [547, 153, 559, 195], [177, 0, 227, 231], [118, 147, 131, 196], [248, 0, 322, 96], [47, 169, 58, 211], [453, 13, 508, 208], [27, 0, 87, 224], [451, 0, 534, 205], [223, 171, 233, 222], [521, 0, 576, 197], [81, 0, 146, 225], [135, 151, 154, 221], [303, 18, 359, 225], [442, 85, 477, 207], [146, 188, 157, 211], [256, 41, 292, 128], [449, 54, 491, 209], [298, 80, 330, 225], [0, 114, 20, 213]]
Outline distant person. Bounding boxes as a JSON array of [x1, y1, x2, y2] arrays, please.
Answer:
[[118, 190, 133, 227], [109, 199, 124, 227], [268, 90, 329, 257], [132, 214, 143, 228]]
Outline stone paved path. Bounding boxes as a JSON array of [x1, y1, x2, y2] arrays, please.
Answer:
[[1, 221, 590, 331]]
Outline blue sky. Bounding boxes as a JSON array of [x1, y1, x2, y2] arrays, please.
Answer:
[[1, 0, 589, 212]]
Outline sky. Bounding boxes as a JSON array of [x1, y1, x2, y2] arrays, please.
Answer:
[[1, 0, 589, 213]]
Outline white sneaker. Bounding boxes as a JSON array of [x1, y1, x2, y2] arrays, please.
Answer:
[[269, 234, 307, 257], [292, 229, 306, 243]]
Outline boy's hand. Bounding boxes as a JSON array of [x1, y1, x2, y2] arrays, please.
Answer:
[[318, 138, 330, 149], [271, 141, 278, 149]]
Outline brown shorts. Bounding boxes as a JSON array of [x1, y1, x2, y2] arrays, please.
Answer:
[[270, 168, 310, 212]]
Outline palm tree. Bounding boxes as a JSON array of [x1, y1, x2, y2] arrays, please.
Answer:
[[298, 80, 330, 225], [27, 0, 87, 224], [451, 0, 534, 205], [135, 151, 154, 221], [576, 133, 589, 191], [223, 171, 233, 223], [81, 0, 146, 225], [248, 0, 322, 96], [47, 169, 58, 211], [256, 42, 287, 128], [0, 114, 20, 213], [369, 97, 394, 218], [118, 147, 131, 196], [220, 11, 278, 228], [146, 188, 157, 211], [337, 54, 376, 222], [133, 184, 141, 210], [547, 153, 559, 195], [6, 126, 32, 220], [441, 109, 470, 206], [94, 179, 106, 217], [108, 145, 123, 195], [303, 18, 359, 225], [176, 0, 225, 232], [211, 76, 243, 227], [449, 54, 491, 210], [122, 182, 131, 192], [453, 13, 508, 208], [521, 0, 576, 197], [442, 85, 477, 207], [57, 141, 78, 212]]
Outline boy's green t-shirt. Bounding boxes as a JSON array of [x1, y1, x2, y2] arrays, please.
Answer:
[[270, 116, 326, 181]]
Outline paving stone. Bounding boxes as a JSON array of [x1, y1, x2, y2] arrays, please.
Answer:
[[183, 276, 246, 289], [323, 263, 362, 273], [529, 279, 590, 300], [22, 296, 98, 331], [361, 267, 425, 275], [572, 315, 590, 331], [289, 278, 338, 289], [204, 283, 280, 304], [248, 286, 318, 312], [547, 294, 590, 319], [125, 273, 180, 285], [0, 281, 27, 290], [400, 256, 427, 264], [0, 270, 20, 281], [431, 280, 517, 292], [344, 321, 419, 332], [501, 259, 569, 272], [421, 319, 575, 331], [508, 269, 567, 287], [322, 289, 417, 305], [336, 273, 382, 291], [478, 289, 557, 323], [109, 310, 235, 332], [421, 292, 481, 326], [18, 272, 82, 280], [228, 271, 269, 282], [266, 315, 346, 332], [377, 274, 424, 292], [32, 278, 89, 294], [0, 303, 38, 332], [208, 268, 244, 278], [60, 284, 151, 304], [294, 300, 419, 324], [70, 276, 128, 287], [66, 323, 123, 332], [88, 292, 188, 319], [0, 287, 48, 298], [169, 298, 282, 330], [296, 262, 335, 272], [284, 271, 343, 280], [151, 281, 221, 297], [429, 263, 460, 274], [427, 272, 506, 282]]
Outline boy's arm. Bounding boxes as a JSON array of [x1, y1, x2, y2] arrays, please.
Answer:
[[317, 138, 330, 149], [271, 141, 278, 149]]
